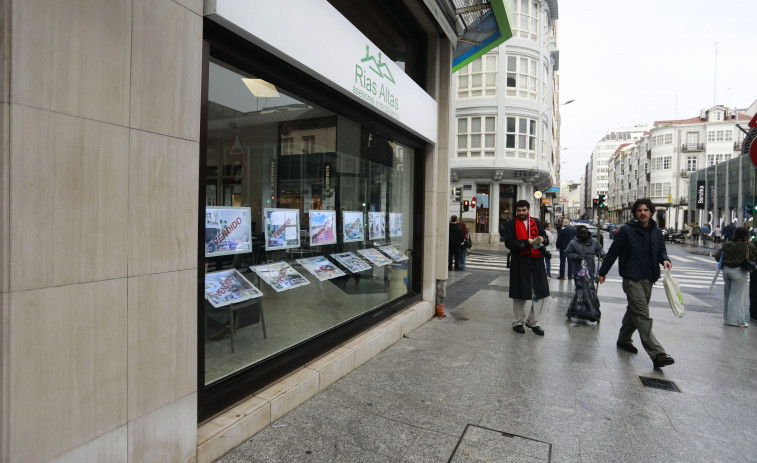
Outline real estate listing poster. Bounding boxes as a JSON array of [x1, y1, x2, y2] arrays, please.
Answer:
[[296, 256, 346, 281], [250, 261, 310, 292], [368, 211, 386, 240], [331, 252, 372, 273], [342, 211, 364, 242], [263, 208, 300, 251], [389, 213, 402, 237], [205, 269, 263, 308], [308, 210, 337, 246], [378, 246, 409, 262], [357, 248, 392, 266], [205, 206, 253, 257]]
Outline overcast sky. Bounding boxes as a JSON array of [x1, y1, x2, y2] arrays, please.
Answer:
[[557, 0, 757, 182]]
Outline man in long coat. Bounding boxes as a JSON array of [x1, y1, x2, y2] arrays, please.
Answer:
[[503, 200, 550, 335]]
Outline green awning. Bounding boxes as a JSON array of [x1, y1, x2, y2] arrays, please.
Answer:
[[451, 0, 513, 72]]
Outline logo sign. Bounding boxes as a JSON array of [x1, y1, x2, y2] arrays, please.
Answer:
[[696, 180, 705, 210], [471, 196, 477, 209], [353, 45, 399, 120]]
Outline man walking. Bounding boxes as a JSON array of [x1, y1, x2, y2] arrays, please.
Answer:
[[598, 198, 675, 369], [503, 200, 550, 335], [691, 222, 701, 245], [722, 221, 736, 242], [556, 219, 577, 279]]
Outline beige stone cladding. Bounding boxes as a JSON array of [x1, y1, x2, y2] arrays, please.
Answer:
[[0, 0, 202, 461]]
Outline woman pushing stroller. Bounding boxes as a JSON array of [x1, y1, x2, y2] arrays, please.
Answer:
[[565, 225, 606, 276]]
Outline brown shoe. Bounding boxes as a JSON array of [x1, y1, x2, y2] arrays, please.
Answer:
[[653, 353, 675, 368], [616, 342, 638, 354]]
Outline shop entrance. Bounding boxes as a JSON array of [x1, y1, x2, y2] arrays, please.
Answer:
[[499, 184, 517, 237]]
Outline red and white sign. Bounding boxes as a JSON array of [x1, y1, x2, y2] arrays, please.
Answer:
[[471, 196, 477, 209]]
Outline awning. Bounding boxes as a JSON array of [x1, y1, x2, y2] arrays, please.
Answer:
[[450, 0, 513, 72]]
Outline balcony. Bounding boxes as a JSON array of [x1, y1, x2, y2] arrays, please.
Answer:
[[680, 170, 689, 178], [681, 143, 704, 152], [734, 142, 742, 151], [680, 196, 688, 205]]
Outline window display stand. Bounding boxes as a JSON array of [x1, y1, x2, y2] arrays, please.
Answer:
[[206, 298, 266, 353]]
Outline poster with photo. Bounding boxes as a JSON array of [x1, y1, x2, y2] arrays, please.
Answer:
[[331, 252, 372, 273], [296, 256, 346, 281], [205, 269, 263, 308], [250, 261, 310, 292], [309, 210, 337, 246], [389, 213, 402, 237], [205, 206, 253, 257], [379, 246, 409, 262], [342, 211, 364, 243], [264, 208, 300, 251], [357, 248, 392, 267], [368, 212, 386, 240]]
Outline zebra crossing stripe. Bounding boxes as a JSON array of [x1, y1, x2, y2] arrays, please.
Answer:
[[687, 255, 717, 263]]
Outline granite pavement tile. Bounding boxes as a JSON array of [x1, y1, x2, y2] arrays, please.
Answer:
[[399, 429, 460, 462]]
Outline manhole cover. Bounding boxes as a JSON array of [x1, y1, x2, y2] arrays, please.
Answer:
[[449, 425, 552, 462], [639, 376, 681, 392]]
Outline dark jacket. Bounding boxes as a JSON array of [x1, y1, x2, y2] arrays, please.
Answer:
[[565, 236, 606, 276], [598, 219, 670, 283], [722, 224, 735, 240], [503, 216, 550, 300], [449, 222, 465, 246], [555, 225, 577, 250], [714, 241, 757, 268]]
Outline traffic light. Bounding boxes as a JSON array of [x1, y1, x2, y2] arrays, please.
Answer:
[[452, 186, 461, 203], [592, 198, 598, 207], [463, 200, 470, 212], [598, 194, 606, 208]]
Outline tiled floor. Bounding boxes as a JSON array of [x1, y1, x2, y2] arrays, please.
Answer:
[[217, 264, 757, 462]]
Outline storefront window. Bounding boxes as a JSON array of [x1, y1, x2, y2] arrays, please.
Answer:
[[202, 58, 416, 385]]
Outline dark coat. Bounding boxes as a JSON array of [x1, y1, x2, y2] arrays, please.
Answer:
[[598, 219, 670, 283], [449, 222, 465, 246], [503, 216, 550, 300], [556, 225, 577, 251], [565, 236, 606, 276]]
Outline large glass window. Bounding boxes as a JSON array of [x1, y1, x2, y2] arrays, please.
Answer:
[[457, 54, 497, 98], [512, 0, 539, 41], [457, 116, 496, 158], [202, 58, 418, 388], [505, 116, 537, 159], [506, 55, 538, 100]]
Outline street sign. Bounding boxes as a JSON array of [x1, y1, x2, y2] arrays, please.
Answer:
[[471, 196, 477, 208]]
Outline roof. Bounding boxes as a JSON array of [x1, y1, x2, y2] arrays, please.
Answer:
[[654, 111, 751, 126]]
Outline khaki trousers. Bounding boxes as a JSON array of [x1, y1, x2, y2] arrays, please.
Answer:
[[512, 298, 545, 327], [620, 279, 666, 358]]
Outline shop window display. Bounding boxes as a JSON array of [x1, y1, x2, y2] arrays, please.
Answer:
[[203, 58, 416, 384]]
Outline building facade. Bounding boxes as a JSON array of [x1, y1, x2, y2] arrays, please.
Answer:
[[450, 0, 561, 241], [604, 105, 753, 229], [0, 1, 514, 461]]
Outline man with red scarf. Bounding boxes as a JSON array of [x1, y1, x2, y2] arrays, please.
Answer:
[[503, 200, 550, 335]]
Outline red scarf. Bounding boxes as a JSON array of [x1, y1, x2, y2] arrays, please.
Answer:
[[515, 216, 542, 258]]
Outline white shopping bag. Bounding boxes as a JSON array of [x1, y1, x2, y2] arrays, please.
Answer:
[[663, 268, 684, 318]]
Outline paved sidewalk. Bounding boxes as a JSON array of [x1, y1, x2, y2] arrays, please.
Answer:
[[217, 261, 757, 462]]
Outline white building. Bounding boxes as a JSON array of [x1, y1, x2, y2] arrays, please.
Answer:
[[450, 0, 562, 241], [605, 105, 751, 229]]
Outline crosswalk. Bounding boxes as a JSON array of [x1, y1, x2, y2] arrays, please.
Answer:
[[465, 252, 724, 289]]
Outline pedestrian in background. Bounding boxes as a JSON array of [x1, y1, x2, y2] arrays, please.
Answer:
[[713, 225, 722, 244], [503, 200, 549, 336], [701, 223, 711, 246], [722, 221, 736, 242], [713, 227, 757, 327], [544, 223, 556, 278], [460, 221, 470, 271], [691, 223, 701, 245], [598, 198, 675, 369], [556, 219, 577, 280], [448, 215, 465, 271]]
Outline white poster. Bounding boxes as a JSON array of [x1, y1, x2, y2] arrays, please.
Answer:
[[389, 213, 402, 237], [296, 256, 346, 281], [331, 252, 372, 273], [250, 261, 310, 292], [205, 206, 253, 257], [379, 246, 409, 262], [357, 248, 392, 267], [368, 212, 386, 240], [309, 210, 337, 246], [263, 208, 301, 251], [205, 269, 263, 308], [342, 211, 365, 243]]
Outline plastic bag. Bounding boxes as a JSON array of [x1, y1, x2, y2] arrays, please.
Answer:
[[662, 268, 684, 318]]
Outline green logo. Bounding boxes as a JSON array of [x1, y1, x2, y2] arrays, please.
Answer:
[[353, 45, 399, 115], [360, 45, 395, 83]]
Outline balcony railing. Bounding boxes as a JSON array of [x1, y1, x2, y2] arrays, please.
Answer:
[[680, 170, 689, 178], [681, 143, 704, 152]]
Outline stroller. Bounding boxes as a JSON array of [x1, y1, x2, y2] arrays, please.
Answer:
[[566, 256, 601, 323]]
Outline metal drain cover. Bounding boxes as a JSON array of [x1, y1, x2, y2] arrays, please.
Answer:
[[449, 425, 552, 462], [639, 376, 681, 392]]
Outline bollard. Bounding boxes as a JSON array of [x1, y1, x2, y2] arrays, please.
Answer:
[[435, 303, 445, 318]]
